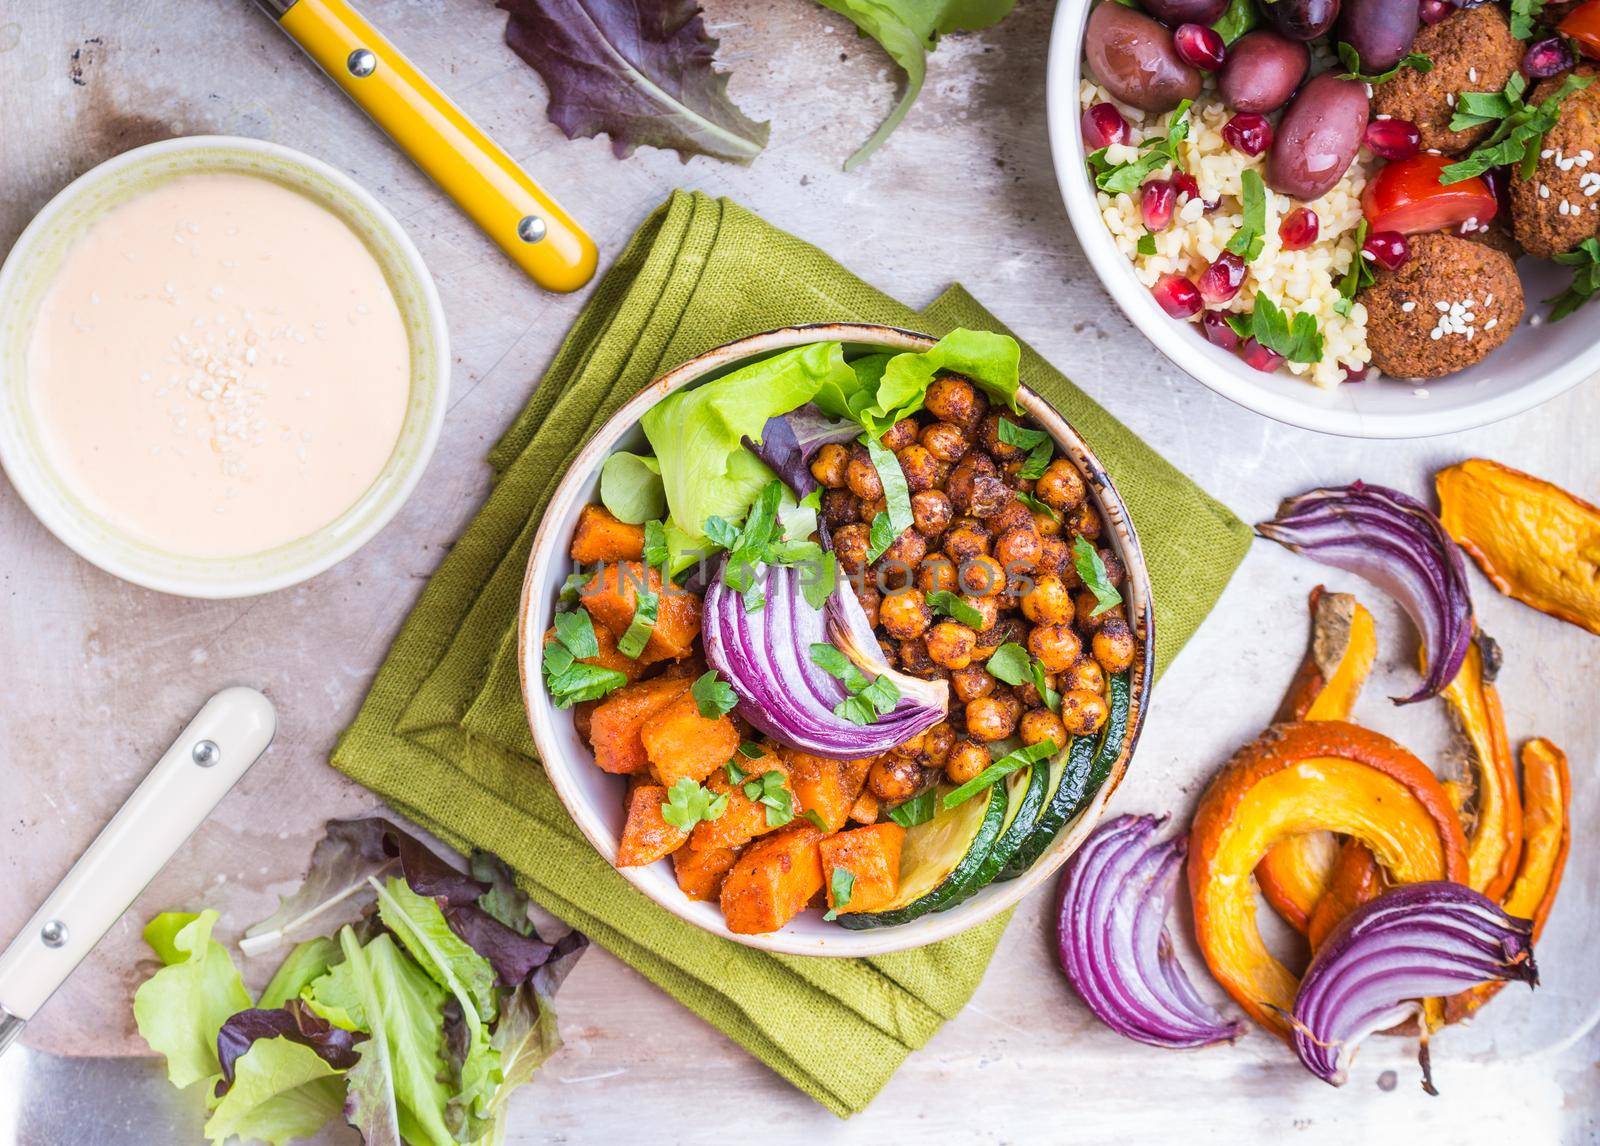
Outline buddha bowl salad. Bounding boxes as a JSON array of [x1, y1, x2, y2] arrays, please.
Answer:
[[540, 330, 1141, 935]]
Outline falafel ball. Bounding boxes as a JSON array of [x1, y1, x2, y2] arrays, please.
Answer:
[[1372, 6, 1521, 155], [1509, 66, 1600, 259], [1360, 233, 1523, 379]]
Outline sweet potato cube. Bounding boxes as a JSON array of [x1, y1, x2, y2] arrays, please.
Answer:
[[642, 692, 740, 788], [673, 844, 740, 901], [849, 788, 880, 825], [818, 823, 905, 915], [690, 752, 793, 852], [720, 824, 826, 935], [784, 750, 873, 833], [546, 620, 644, 684], [570, 504, 645, 564], [587, 675, 692, 775], [616, 784, 689, 867], [578, 562, 700, 664]]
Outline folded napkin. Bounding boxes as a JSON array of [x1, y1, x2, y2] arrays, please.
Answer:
[[332, 190, 1251, 1116]]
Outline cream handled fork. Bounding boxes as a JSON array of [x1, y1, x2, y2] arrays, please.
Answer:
[[0, 687, 276, 1056]]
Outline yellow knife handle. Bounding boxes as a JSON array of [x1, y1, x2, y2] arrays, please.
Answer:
[[272, 0, 597, 293]]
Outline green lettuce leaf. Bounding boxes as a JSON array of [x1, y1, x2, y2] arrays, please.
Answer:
[[132, 911, 253, 1090], [202, 1037, 344, 1146], [260, 937, 342, 1011], [598, 451, 666, 524], [812, 328, 1022, 436]]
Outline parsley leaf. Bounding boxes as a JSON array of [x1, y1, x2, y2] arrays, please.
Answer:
[[553, 609, 600, 660], [642, 519, 669, 569], [1249, 290, 1325, 365], [1443, 73, 1595, 183], [809, 642, 868, 690], [810, 642, 899, 725], [1546, 237, 1600, 321], [1212, 0, 1261, 43], [691, 670, 738, 718], [802, 808, 830, 830], [1137, 233, 1158, 256], [615, 589, 658, 659], [999, 418, 1057, 480], [1030, 659, 1062, 713], [1086, 100, 1192, 196], [738, 741, 765, 758], [542, 607, 629, 706], [800, 550, 838, 610], [864, 436, 914, 562], [888, 788, 938, 828], [662, 778, 728, 832], [1336, 43, 1431, 83], [1335, 219, 1375, 317], [996, 417, 1049, 452], [944, 740, 1059, 808], [741, 769, 794, 827], [985, 641, 1032, 686], [1510, 0, 1546, 40], [1073, 536, 1124, 616], [703, 515, 742, 550], [926, 590, 985, 628], [725, 757, 749, 784], [557, 570, 590, 607], [1225, 168, 1267, 262], [1017, 490, 1061, 524], [823, 867, 856, 921]]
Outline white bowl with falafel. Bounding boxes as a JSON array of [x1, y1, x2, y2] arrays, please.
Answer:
[[1049, 0, 1600, 437]]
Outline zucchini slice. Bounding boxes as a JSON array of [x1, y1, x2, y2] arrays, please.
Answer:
[[999, 670, 1132, 879], [942, 758, 1051, 909], [837, 780, 1008, 929]]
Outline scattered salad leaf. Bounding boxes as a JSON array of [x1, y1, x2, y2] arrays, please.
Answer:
[[822, 867, 856, 921], [1510, 0, 1546, 39], [1249, 290, 1325, 365], [216, 1001, 363, 1093], [1335, 218, 1376, 317], [498, 0, 769, 165], [133, 911, 253, 1090], [438, 904, 563, 989], [469, 851, 536, 938], [1225, 168, 1267, 261], [1073, 537, 1124, 616], [1087, 100, 1193, 196], [1546, 236, 1600, 321], [691, 669, 738, 717], [944, 740, 1060, 807], [888, 787, 938, 827], [742, 769, 795, 827], [662, 777, 730, 830], [812, 329, 1022, 437], [926, 589, 985, 628], [1212, 0, 1261, 43], [984, 641, 1032, 686], [1335, 44, 1431, 83], [599, 452, 666, 524], [204, 1031, 347, 1146], [259, 939, 341, 1011], [1443, 72, 1595, 183]]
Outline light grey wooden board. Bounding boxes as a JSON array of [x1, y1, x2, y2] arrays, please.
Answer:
[[0, 1, 1596, 1142]]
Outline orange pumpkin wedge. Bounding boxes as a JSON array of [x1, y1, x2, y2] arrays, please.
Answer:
[[1188, 720, 1468, 1036], [1435, 632, 1522, 901], [1255, 589, 1379, 934], [1437, 458, 1600, 637]]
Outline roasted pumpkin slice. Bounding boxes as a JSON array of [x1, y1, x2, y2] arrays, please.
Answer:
[[1435, 631, 1522, 901]]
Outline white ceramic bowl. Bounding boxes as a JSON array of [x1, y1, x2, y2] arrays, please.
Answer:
[[518, 324, 1154, 956], [1046, 1, 1600, 438], [0, 136, 449, 597]]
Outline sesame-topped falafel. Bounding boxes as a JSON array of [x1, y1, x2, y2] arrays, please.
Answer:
[[1360, 233, 1524, 379], [1372, 6, 1522, 155], [1509, 66, 1600, 259]]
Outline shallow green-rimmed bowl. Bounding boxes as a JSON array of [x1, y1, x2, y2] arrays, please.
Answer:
[[0, 135, 449, 598]]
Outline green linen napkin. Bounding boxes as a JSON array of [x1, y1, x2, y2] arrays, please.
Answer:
[[332, 189, 1251, 1117]]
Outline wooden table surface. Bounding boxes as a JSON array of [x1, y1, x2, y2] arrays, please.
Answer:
[[1, 1, 1597, 1142]]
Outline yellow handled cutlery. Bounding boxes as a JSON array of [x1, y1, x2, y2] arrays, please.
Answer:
[[257, 0, 597, 293]]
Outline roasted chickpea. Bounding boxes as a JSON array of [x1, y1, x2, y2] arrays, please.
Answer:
[[924, 374, 985, 429], [911, 489, 953, 538], [1032, 508, 1062, 538], [922, 721, 956, 767], [849, 787, 880, 825], [1020, 708, 1070, 750], [896, 444, 940, 493], [833, 522, 871, 574], [969, 472, 1013, 519], [993, 525, 1043, 572], [920, 421, 969, 462], [965, 694, 1020, 742], [878, 586, 931, 638], [869, 756, 926, 803], [881, 416, 919, 451], [1093, 617, 1137, 673], [1037, 536, 1071, 582], [925, 621, 978, 670], [1021, 574, 1074, 624], [943, 518, 991, 562], [950, 665, 996, 703], [1036, 459, 1087, 513], [945, 739, 991, 784], [979, 412, 1027, 460], [1072, 502, 1103, 541], [1014, 669, 1058, 709], [845, 450, 884, 501], [916, 555, 959, 594], [855, 583, 882, 629], [958, 554, 1006, 597], [890, 730, 928, 759], [991, 500, 1034, 536], [974, 616, 1027, 660], [1028, 622, 1083, 673], [880, 530, 928, 576], [811, 442, 851, 488], [821, 487, 861, 529], [1096, 545, 1126, 586], [946, 453, 992, 513], [1061, 656, 1105, 695], [899, 638, 942, 679], [1060, 689, 1110, 737], [962, 595, 1001, 631], [1075, 590, 1123, 631], [860, 496, 888, 523]]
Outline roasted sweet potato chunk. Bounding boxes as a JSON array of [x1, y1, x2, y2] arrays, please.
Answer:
[[673, 845, 740, 901], [570, 504, 645, 564], [720, 824, 826, 934], [616, 784, 689, 867], [642, 692, 740, 789], [784, 749, 873, 833], [579, 562, 700, 664], [587, 676, 692, 775], [690, 752, 794, 852], [818, 823, 905, 915]]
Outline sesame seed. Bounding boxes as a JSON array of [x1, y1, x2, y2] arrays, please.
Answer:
[[1402, 300, 1416, 312], [1485, 317, 1498, 330]]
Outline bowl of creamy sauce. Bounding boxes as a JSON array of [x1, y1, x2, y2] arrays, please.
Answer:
[[0, 136, 448, 597]]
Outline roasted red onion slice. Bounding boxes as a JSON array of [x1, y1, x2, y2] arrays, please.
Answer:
[[1258, 482, 1474, 704], [1057, 815, 1242, 1049], [1292, 882, 1537, 1089]]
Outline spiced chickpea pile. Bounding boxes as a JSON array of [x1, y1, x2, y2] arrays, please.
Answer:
[[810, 372, 1137, 811]]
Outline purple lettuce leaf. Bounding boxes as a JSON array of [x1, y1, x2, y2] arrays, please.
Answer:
[[215, 999, 363, 1096]]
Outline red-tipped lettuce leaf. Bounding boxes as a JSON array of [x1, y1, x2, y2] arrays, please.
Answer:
[[215, 1000, 363, 1096]]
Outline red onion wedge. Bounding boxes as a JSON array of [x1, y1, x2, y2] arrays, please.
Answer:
[[1257, 482, 1474, 704], [1291, 882, 1537, 1090], [1057, 815, 1243, 1049], [702, 561, 947, 758]]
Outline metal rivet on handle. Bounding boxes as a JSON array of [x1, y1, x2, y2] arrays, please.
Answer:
[[192, 740, 222, 768], [517, 215, 547, 244], [40, 920, 67, 948], [347, 48, 377, 78]]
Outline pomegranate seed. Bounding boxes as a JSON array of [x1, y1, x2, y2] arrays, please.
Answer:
[[1083, 103, 1130, 149], [1279, 207, 1320, 250], [1172, 172, 1200, 201], [1174, 23, 1227, 71], [1201, 310, 1241, 351], [1241, 337, 1285, 373], [1142, 179, 1178, 231], [1223, 113, 1274, 156], [1363, 230, 1411, 271], [1521, 36, 1574, 79], [1197, 251, 1248, 303], [1365, 118, 1421, 161], [1419, 0, 1452, 22], [1343, 363, 1369, 382], [1152, 273, 1203, 319]]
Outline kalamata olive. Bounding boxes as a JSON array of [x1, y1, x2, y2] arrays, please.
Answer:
[[1521, 36, 1574, 78], [1218, 30, 1310, 112], [1140, 0, 1231, 25], [1085, 3, 1202, 112], [1266, 73, 1369, 200], [1336, 0, 1420, 72], [1265, 0, 1343, 40]]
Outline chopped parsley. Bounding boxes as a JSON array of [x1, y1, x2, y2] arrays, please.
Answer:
[[704, 480, 833, 612], [615, 589, 658, 659], [864, 436, 914, 563], [944, 740, 1059, 808], [1030, 659, 1062, 713], [1225, 168, 1267, 262], [1086, 100, 1192, 196], [1211, 0, 1261, 43], [984, 641, 1032, 686], [1510, 0, 1546, 39], [553, 609, 600, 659], [642, 519, 669, 568], [823, 867, 856, 921], [661, 778, 728, 831], [1335, 219, 1376, 317], [1073, 536, 1124, 616], [802, 808, 830, 830], [1335, 43, 1431, 84], [998, 417, 1056, 479], [742, 769, 795, 828], [1443, 72, 1596, 183], [808, 643, 901, 725], [1137, 233, 1158, 257], [543, 608, 627, 708], [888, 788, 938, 828], [557, 570, 590, 607], [1018, 490, 1061, 524], [1546, 237, 1600, 322], [1248, 291, 1325, 365], [691, 670, 738, 718], [926, 590, 985, 629]]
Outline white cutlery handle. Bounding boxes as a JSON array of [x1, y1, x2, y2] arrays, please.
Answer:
[[0, 687, 275, 1021]]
